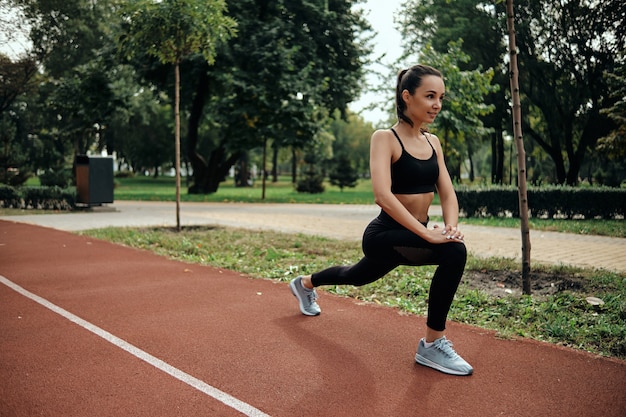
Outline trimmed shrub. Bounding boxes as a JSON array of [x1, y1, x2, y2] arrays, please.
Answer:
[[0, 184, 22, 208], [456, 185, 626, 219], [0, 185, 76, 210]]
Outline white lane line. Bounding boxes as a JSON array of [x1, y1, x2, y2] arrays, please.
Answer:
[[0, 275, 270, 417]]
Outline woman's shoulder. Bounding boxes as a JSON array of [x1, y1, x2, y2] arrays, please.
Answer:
[[423, 129, 443, 147], [372, 127, 393, 135], [371, 128, 395, 141]]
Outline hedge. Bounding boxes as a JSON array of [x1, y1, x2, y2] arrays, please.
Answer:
[[456, 185, 625, 219], [0, 185, 76, 210], [1, 183, 624, 219]]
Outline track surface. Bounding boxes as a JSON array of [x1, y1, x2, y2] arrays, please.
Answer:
[[1, 220, 625, 417]]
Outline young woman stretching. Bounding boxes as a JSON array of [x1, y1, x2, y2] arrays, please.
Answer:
[[289, 64, 473, 376]]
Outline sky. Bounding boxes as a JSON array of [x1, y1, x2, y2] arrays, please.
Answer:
[[0, 0, 405, 125], [349, 0, 406, 125]]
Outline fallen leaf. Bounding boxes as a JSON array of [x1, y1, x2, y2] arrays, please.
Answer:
[[585, 296, 604, 306]]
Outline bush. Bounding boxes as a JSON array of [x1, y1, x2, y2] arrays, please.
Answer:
[[39, 168, 73, 187], [0, 184, 75, 210], [296, 173, 325, 194], [22, 186, 75, 210], [114, 170, 135, 178], [456, 185, 626, 219], [0, 184, 22, 208]]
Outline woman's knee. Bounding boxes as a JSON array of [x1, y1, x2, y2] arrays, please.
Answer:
[[443, 242, 467, 266]]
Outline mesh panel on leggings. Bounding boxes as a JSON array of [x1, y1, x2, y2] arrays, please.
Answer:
[[393, 246, 436, 265]]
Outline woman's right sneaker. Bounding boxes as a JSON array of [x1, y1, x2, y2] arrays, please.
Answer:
[[289, 276, 321, 316], [415, 336, 473, 376]]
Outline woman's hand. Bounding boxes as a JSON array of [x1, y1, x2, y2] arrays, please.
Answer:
[[429, 224, 464, 244]]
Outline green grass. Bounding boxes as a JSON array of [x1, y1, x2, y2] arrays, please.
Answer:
[[114, 175, 378, 204], [81, 225, 626, 360]]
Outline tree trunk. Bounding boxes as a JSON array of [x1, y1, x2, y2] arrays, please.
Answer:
[[291, 146, 297, 184], [467, 140, 475, 182], [262, 137, 267, 199], [491, 132, 498, 184], [272, 144, 279, 182], [187, 66, 210, 194], [497, 130, 504, 184], [506, 0, 532, 295], [174, 63, 181, 231]]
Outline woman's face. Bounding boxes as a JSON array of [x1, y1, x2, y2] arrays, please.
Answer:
[[403, 75, 445, 125]]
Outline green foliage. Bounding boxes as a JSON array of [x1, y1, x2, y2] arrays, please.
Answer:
[[456, 185, 626, 219], [418, 41, 498, 181], [296, 170, 325, 194], [0, 184, 75, 209], [115, 89, 175, 174], [21, 186, 75, 209], [327, 111, 373, 177], [597, 62, 626, 159], [0, 54, 39, 186], [0, 184, 21, 208], [0, 114, 32, 186], [117, 0, 237, 65], [182, 0, 371, 193], [398, 0, 626, 186], [328, 155, 359, 191], [38, 167, 73, 188]]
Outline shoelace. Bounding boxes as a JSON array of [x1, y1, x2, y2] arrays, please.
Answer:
[[306, 290, 318, 304], [434, 338, 461, 360]]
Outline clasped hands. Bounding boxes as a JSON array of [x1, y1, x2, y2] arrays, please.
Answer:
[[430, 224, 464, 243]]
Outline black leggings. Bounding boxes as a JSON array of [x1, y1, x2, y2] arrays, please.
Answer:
[[311, 210, 466, 331]]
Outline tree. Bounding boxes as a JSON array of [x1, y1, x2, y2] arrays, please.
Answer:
[[329, 155, 359, 191], [398, 0, 509, 183], [511, 1, 624, 185], [10, 0, 115, 75], [398, 0, 625, 186], [0, 52, 39, 185], [183, 0, 371, 194], [47, 59, 125, 155], [0, 54, 37, 115], [6, 0, 134, 185], [418, 42, 497, 181], [328, 110, 373, 178], [117, 0, 236, 230], [108, 89, 175, 175], [506, 0, 531, 295], [597, 63, 626, 163]]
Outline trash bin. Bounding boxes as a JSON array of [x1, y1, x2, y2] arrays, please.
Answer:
[[75, 155, 114, 206]]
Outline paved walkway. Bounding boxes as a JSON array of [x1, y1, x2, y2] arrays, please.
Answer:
[[3, 200, 625, 272]]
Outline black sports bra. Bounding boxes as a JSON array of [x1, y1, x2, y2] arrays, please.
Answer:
[[390, 128, 439, 194]]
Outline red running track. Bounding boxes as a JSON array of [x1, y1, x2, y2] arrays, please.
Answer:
[[1, 220, 625, 417]]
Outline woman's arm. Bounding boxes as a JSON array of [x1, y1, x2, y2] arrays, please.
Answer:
[[431, 134, 464, 240]]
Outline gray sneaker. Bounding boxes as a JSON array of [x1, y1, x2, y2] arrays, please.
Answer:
[[289, 276, 321, 316], [415, 337, 473, 376]]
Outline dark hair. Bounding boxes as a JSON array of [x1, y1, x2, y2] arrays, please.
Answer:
[[396, 64, 443, 127]]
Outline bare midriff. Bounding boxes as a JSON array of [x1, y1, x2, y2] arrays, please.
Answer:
[[395, 192, 434, 224]]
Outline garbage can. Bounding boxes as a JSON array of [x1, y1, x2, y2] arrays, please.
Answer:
[[75, 155, 114, 206]]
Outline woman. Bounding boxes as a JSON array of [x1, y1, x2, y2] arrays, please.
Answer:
[[289, 64, 473, 376]]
